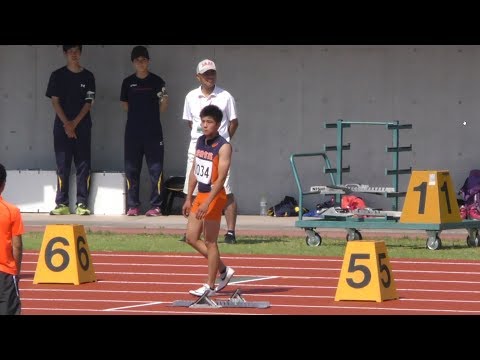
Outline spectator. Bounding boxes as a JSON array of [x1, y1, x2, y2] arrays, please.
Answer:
[[46, 45, 96, 215], [120, 45, 169, 216], [182, 59, 239, 243]]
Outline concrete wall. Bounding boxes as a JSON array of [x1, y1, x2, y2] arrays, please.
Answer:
[[1, 45, 479, 214]]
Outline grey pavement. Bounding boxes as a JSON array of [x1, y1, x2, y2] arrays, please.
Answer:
[[21, 213, 471, 239], [22, 213, 295, 231]]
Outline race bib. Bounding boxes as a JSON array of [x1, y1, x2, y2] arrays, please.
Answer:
[[194, 157, 213, 184]]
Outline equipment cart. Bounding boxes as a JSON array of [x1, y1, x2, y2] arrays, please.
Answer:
[[290, 120, 480, 250]]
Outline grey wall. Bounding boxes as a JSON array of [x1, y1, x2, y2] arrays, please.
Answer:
[[1, 45, 478, 213]]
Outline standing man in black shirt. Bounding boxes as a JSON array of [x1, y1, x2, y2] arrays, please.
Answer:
[[46, 45, 96, 215], [120, 45, 169, 216]]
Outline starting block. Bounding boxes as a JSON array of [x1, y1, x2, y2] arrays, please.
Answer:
[[352, 208, 402, 218], [171, 289, 270, 309], [310, 184, 395, 195]]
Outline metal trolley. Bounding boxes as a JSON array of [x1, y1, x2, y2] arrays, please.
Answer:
[[289, 120, 480, 250]]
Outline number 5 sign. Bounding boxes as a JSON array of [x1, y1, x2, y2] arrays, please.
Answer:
[[400, 170, 461, 223], [335, 240, 398, 302], [33, 225, 96, 285]]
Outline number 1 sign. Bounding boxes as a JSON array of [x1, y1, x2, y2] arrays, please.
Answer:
[[400, 170, 461, 224]]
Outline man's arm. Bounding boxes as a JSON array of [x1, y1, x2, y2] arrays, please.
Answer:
[[158, 86, 169, 113], [51, 96, 70, 126], [69, 73, 95, 131], [225, 94, 239, 140], [160, 95, 169, 113], [12, 235, 22, 275], [182, 155, 198, 217], [183, 97, 194, 130], [121, 101, 128, 112], [228, 119, 239, 140], [71, 102, 92, 128], [51, 97, 76, 138], [186, 158, 198, 200], [203, 143, 232, 206]]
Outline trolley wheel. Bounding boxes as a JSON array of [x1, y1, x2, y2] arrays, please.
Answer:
[[346, 230, 363, 241], [426, 236, 442, 250], [466, 234, 480, 247], [305, 232, 322, 247]]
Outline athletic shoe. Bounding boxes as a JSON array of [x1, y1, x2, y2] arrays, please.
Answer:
[[126, 207, 140, 216], [75, 203, 91, 215], [460, 205, 468, 220], [470, 206, 480, 220], [50, 204, 70, 215], [224, 232, 237, 244], [145, 207, 162, 217], [215, 266, 235, 292], [189, 284, 216, 297]]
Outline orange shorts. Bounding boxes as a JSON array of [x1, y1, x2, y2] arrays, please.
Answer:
[[191, 191, 227, 221]]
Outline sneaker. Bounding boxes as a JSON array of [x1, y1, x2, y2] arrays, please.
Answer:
[[189, 284, 216, 297], [224, 232, 237, 244], [215, 266, 235, 292], [470, 206, 480, 220], [126, 207, 140, 216], [75, 203, 91, 215], [460, 205, 468, 220], [50, 204, 70, 215], [145, 207, 162, 217]]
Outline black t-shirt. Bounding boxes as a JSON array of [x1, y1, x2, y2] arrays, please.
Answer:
[[120, 72, 166, 139], [45, 66, 96, 130]]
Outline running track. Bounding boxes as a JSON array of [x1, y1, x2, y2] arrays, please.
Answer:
[[20, 251, 480, 315]]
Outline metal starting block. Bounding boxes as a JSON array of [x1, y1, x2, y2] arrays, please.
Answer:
[[352, 208, 402, 218], [171, 288, 270, 309], [310, 184, 395, 195], [316, 207, 402, 219], [317, 207, 354, 218]]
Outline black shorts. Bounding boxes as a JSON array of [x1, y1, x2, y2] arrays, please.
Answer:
[[0, 272, 21, 315]]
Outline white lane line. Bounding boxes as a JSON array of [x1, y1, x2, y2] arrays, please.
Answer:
[[105, 301, 165, 311], [23, 251, 480, 266]]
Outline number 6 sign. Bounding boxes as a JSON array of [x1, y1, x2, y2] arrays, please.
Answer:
[[33, 224, 96, 285]]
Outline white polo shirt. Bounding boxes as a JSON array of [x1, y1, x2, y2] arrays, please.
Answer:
[[182, 85, 237, 143]]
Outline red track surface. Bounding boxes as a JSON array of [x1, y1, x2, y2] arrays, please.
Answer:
[[20, 251, 480, 315]]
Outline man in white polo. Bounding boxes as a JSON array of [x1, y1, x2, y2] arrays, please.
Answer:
[[182, 59, 239, 244]]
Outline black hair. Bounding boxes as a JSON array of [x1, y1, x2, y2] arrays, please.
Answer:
[[0, 163, 6, 186], [63, 45, 82, 52], [200, 104, 223, 124], [131, 45, 150, 62]]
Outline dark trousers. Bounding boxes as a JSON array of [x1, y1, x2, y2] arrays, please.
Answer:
[[125, 135, 165, 209], [0, 273, 21, 315], [53, 125, 91, 206]]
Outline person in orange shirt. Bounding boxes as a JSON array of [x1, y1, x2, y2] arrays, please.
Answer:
[[0, 163, 24, 315]]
